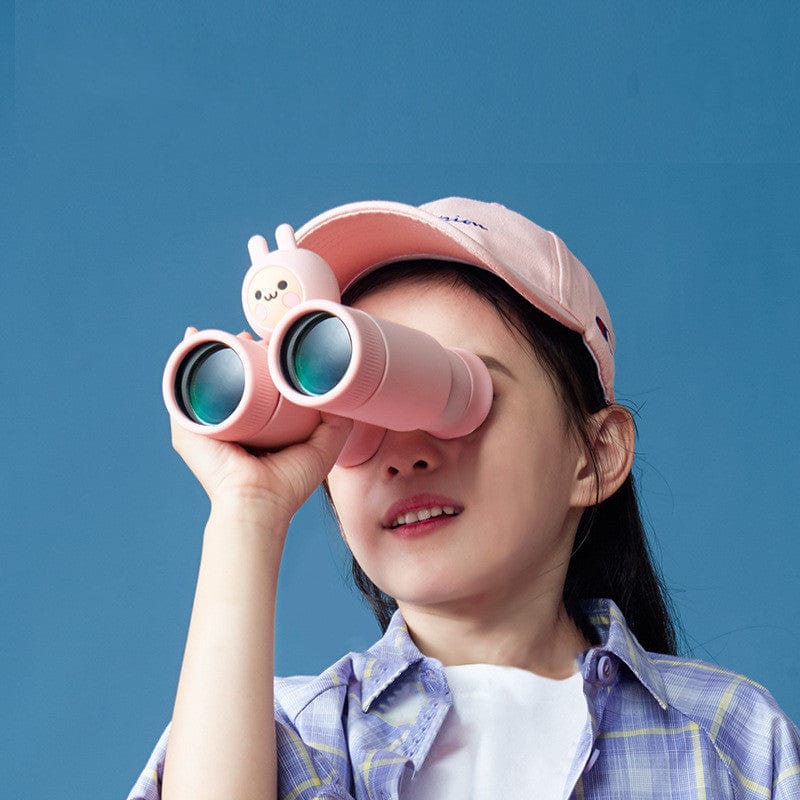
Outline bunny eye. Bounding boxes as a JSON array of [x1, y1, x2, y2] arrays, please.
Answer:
[[278, 280, 288, 290], [255, 290, 262, 299]]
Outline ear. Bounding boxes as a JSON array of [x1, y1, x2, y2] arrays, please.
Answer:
[[247, 234, 271, 265], [572, 404, 635, 508]]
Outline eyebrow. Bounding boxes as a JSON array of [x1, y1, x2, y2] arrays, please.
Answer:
[[476, 354, 515, 379]]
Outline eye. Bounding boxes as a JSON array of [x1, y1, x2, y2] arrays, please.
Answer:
[[277, 280, 288, 290], [255, 290, 262, 299]]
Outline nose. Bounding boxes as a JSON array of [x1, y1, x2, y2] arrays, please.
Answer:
[[379, 429, 444, 479]]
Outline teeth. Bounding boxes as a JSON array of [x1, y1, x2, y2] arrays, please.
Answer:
[[391, 506, 459, 528]]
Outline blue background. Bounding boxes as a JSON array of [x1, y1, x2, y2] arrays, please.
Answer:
[[4, 3, 799, 796]]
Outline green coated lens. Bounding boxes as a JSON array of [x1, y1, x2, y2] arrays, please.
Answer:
[[283, 313, 352, 396], [177, 344, 245, 425]]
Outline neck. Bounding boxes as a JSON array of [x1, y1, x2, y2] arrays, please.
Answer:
[[397, 588, 589, 680]]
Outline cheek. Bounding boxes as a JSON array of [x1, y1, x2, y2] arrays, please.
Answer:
[[476, 416, 578, 505], [326, 468, 365, 535], [326, 464, 354, 497]]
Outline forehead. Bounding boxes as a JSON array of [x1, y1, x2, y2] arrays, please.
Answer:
[[351, 275, 524, 354], [249, 265, 300, 284]]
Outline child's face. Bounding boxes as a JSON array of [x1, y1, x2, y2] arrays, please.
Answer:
[[326, 276, 590, 617]]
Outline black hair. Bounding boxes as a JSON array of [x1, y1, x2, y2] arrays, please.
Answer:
[[331, 259, 677, 656]]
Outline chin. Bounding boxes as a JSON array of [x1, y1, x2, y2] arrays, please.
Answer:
[[390, 577, 491, 612]]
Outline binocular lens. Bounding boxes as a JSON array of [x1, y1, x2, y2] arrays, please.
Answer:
[[177, 344, 245, 425], [282, 312, 352, 396]]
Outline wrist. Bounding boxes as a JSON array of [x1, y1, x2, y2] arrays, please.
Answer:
[[208, 490, 294, 529], [201, 500, 289, 587], [204, 496, 292, 557]]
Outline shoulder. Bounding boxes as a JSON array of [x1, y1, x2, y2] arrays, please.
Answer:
[[651, 652, 794, 732], [588, 599, 798, 749], [584, 600, 800, 796], [649, 653, 800, 793]]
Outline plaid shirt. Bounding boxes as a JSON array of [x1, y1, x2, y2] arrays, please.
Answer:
[[128, 599, 800, 799]]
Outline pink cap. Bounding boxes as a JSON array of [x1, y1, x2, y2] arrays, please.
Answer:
[[295, 197, 615, 402]]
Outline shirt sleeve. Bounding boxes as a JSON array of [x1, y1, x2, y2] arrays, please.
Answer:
[[771, 709, 800, 799], [274, 707, 356, 800], [125, 718, 356, 800], [709, 681, 800, 799], [126, 724, 169, 800]]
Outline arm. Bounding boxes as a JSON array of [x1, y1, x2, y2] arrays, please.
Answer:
[[161, 404, 352, 800]]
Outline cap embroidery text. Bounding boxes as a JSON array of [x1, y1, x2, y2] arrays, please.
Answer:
[[438, 214, 488, 231]]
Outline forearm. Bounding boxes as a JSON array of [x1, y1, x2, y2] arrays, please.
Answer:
[[162, 500, 287, 800]]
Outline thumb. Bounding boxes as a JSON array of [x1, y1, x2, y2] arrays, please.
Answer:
[[278, 414, 354, 503], [305, 414, 354, 472]]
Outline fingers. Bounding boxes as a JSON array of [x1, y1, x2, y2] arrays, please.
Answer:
[[170, 414, 219, 467], [183, 326, 254, 341]]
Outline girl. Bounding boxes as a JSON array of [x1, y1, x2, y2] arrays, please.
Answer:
[[128, 197, 800, 800]]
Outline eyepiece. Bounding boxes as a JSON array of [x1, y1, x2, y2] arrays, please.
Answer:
[[175, 343, 245, 425], [280, 312, 352, 396]]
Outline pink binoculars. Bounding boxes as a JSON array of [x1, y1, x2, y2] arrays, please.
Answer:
[[162, 225, 493, 466]]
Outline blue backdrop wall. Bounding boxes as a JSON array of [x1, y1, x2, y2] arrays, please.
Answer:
[[4, 3, 799, 797]]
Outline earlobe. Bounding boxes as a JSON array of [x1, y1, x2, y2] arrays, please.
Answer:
[[572, 405, 635, 507]]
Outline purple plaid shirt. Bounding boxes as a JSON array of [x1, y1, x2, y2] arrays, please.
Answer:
[[127, 599, 800, 799]]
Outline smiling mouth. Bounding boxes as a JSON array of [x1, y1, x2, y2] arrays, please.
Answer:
[[389, 506, 461, 529]]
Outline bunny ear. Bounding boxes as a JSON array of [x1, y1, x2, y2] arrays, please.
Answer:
[[247, 234, 271, 265], [274, 224, 298, 250]]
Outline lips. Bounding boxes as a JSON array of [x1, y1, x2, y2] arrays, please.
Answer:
[[382, 494, 463, 530]]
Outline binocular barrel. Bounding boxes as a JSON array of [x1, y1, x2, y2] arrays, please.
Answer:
[[163, 302, 493, 458], [267, 300, 493, 439]]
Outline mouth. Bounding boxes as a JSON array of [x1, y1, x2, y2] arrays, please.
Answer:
[[382, 494, 463, 532], [389, 505, 461, 529]]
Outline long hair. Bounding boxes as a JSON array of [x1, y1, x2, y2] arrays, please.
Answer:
[[331, 259, 677, 656]]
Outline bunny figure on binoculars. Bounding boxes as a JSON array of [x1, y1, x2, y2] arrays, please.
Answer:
[[162, 224, 494, 466]]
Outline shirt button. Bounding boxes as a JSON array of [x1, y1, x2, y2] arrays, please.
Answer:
[[596, 654, 618, 685]]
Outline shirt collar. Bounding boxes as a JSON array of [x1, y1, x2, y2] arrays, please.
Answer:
[[359, 611, 428, 712], [581, 598, 669, 710], [359, 599, 669, 712]]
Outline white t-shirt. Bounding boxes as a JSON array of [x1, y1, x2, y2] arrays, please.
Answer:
[[405, 663, 587, 800]]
